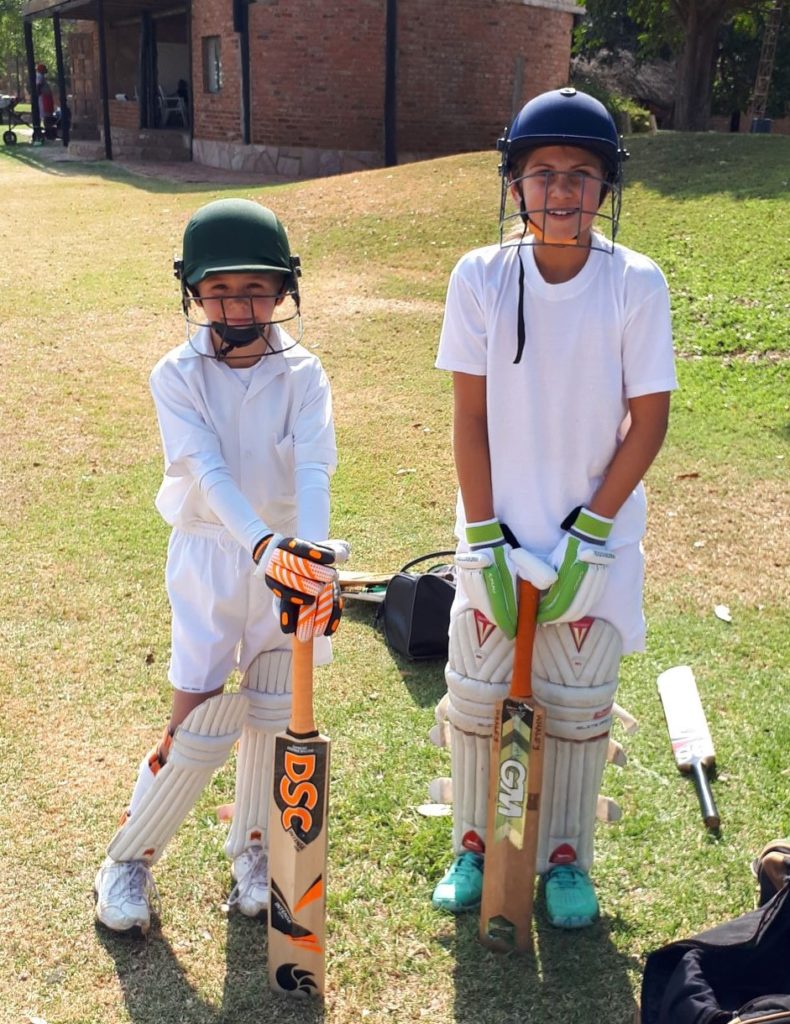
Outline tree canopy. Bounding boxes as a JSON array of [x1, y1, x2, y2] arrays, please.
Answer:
[[575, 0, 789, 129], [1, 0, 63, 96]]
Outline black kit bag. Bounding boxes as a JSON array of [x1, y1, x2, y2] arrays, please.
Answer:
[[377, 551, 456, 661], [640, 883, 790, 1024]]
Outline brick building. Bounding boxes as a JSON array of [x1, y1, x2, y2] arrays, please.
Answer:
[[23, 0, 581, 175]]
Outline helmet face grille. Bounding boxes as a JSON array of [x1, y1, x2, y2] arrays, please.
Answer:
[[498, 88, 626, 249], [182, 290, 303, 361], [176, 199, 304, 361]]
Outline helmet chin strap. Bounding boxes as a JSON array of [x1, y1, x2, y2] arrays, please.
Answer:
[[210, 321, 266, 360]]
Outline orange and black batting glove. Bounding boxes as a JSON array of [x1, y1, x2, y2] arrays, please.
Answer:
[[253, 534, 344, 638]]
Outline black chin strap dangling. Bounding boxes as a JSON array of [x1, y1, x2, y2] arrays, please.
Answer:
[[514, 218, 528, 365]]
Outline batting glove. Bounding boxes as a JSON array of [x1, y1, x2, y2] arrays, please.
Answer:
[[460, 519, 518, 639], [253, 535, 348, 638], [537, 506, 616, 624]]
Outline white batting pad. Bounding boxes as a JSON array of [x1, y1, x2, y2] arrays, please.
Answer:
[[442, 605, 513, 855], [225, 650, 292, 859], [531, 617, 622, 874], [429, 692, 451, 749], [108, 692, 249, 864]]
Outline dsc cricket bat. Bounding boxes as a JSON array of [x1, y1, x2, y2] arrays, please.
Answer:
[[268, 636, 330, 997], [657, 665, 720, 831], [479, 576, 544, 952]]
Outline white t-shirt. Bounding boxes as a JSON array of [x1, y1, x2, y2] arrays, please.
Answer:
[[150, 325, 337, 540], [436, 236, 677, 555]]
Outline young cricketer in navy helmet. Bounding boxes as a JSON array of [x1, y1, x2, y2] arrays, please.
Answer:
[[432, 88, 677, 927]]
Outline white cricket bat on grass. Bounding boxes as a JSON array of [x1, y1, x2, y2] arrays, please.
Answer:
[[268, 636, 330, 997], [657, 665, 720, 831]]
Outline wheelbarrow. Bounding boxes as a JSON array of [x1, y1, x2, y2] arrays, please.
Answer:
[[1, 95, 47, 145]]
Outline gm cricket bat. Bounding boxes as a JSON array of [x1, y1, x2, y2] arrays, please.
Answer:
[[479, 577, 544, 952], [657, 665, 720, 831], [268, 636, 330, 996]]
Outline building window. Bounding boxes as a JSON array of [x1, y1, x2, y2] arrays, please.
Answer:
[[202, 36, 222, 93]]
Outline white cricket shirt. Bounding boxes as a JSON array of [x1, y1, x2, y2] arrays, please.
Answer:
[[150, 325, 337, 540], [436, 236, 677, 555]]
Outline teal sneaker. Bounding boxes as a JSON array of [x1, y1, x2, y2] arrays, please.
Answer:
[[432, 852, 484, 913], [545, 864, 599, 929]]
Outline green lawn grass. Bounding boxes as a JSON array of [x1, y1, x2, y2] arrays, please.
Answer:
[[0, 132, 787, 1024]]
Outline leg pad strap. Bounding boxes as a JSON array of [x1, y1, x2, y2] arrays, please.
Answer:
[[108, 692, 248, 864]]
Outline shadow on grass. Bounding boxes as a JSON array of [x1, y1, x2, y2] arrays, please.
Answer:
[[95, 910, 326, 1023], [623, 132, 790, 202], [446, 893, 639, 1024], [0, 144, 299, 196]]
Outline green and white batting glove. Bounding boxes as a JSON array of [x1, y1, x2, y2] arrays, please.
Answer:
[[458, 519, 518, 639], [537, 506, 616, 624]]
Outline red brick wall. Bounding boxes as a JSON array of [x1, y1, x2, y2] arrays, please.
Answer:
[[192, 0, 243, 142], [108, 98, 139, 128], [248, 0, 386, 151], [191, 0, 573, 158], [397, 0, 573, 154]]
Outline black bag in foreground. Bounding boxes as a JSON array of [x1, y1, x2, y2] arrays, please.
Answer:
[[377, 551, 456, 661], [640, 883, 790, 1024]]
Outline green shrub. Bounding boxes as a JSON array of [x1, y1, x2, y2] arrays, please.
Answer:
[[571, 73, 653, 133]]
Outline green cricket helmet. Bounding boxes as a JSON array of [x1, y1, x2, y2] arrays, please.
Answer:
[[174, 198, 302, 359], [177, 198, 299, 289]]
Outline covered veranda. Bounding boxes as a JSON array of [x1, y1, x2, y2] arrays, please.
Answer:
[[22, 0, 191, 160]]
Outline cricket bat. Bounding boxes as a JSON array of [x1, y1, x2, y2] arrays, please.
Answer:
[[337, 568, 393, 590], [479, 576, 544, 952], [657, 665, 720, 831], [268, 636, 330, 997]]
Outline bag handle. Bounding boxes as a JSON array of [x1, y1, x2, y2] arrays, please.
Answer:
[[732, 1013, 790, 1023], [398, 550, 456, 574]]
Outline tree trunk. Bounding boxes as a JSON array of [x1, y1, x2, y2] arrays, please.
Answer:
[[671, 0, 731, 130]]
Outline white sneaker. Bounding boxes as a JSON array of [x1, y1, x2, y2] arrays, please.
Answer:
[[228, 846, 269, 916], [94, 857, 158, 934]]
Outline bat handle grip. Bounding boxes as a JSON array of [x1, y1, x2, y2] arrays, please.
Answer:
[[290, 637, 317, 736], [691, 759, 720, 831], [510, 580, 539, 701]]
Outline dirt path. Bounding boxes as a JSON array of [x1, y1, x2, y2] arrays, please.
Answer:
[[11, 135, 301, 186]]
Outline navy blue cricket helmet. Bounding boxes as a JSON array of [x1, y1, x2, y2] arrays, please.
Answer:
[[499, 87, 628, 185]]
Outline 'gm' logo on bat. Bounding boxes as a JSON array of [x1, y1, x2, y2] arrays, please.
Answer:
[[274, 739, 328, 846], [497, 759, 526, 817]]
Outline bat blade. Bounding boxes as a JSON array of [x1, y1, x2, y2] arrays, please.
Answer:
[[268, 637, 329, 997], [657, 665, 720, 831], [479, 580, 543, 952]]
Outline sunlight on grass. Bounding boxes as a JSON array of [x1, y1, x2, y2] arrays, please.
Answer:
[[0, 133, 787, 1024]]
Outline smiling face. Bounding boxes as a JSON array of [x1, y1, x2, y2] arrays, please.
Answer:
[[196, 271, 285, 328], [510, 145, 606, 246], [193, 270, 288, 366]]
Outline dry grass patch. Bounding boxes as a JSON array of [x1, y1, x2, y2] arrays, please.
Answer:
[[645, 470, 789, 608]]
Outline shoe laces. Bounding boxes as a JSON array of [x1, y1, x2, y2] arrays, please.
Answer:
[[228, 847, 268, 907], [548, 864, 584, 889], [110, 860, 160, 912], [450, 852, 482, 880]]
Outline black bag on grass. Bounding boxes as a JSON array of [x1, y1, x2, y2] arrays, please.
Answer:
[[377, 551, 456, 661], [640, 884, 790, 1024]]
